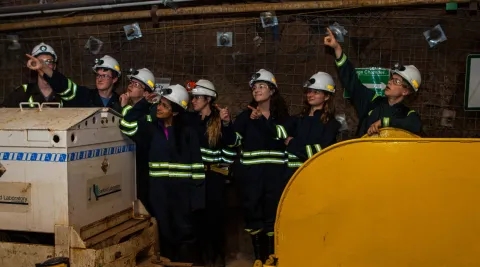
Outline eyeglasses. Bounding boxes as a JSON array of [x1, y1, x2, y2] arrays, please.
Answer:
[[42, 59, 55, 66], [96, 74, 112, 80], [251, 83, 269, 91], [389, 76, 408, 87], [128, 80, 145, 89]]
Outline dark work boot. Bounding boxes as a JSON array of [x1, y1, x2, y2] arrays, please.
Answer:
[[250, 231, 263, 267], [264, 232, 277, 266]]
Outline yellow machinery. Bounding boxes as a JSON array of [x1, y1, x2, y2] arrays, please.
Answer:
[[271, 128, 480, 266]]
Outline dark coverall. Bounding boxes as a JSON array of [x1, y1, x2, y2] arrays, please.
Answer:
[[184, 112, 237, 265], [119, 98, 205, 263], [232, 109, 288, 261], [43, 70, 122, 113], [274, 110, 341, 179], [335, 53, 422, 136], [1, 83, 63, 108]]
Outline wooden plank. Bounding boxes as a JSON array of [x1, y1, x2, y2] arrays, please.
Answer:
[[81, 208, 133, 240], [113, 220, 150, 244], [85, 218, 147, 248]]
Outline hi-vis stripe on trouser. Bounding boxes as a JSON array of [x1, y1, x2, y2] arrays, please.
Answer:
[[240, 150, 287, 165], [149, 162, 205, 179], [286, 152, 302, 168]]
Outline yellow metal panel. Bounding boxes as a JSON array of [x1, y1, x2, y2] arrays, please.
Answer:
[[275, 138, 480, 267], [361, 127, 421, 138]]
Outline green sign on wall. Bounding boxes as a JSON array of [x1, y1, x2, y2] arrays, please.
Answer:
[[344, 68, 390, 99]]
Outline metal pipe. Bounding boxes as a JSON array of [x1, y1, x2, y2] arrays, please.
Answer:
[[0, 0, 193, 18], [0, 0, 138, 15], [0, 0, 469, 32]]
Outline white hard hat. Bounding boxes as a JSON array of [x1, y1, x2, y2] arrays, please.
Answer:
[[191, 79, 217, 98], [303, 72, 336, 93], [92, 55, 121, 77], [31, 42, 57, 61], [127, 68, 155, 92], [163, 84, 190, 110], [391, 64, 421, 92], [249, 69, 277, 88]]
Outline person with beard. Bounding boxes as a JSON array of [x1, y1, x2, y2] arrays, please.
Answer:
[[324, 28, 422, 136], [25, 54, 122, 113]]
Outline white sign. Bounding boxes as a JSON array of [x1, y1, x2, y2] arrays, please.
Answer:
[[87, 173, 122, 208], [0, 182, 31, 213]]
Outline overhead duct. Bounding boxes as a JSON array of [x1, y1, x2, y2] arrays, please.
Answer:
[[0, 0, 193, 18], [0, 0, 469, 32]]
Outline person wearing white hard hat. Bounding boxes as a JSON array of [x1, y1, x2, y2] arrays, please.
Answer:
[[119, 84, 205, 264], [324, 28, 422, 136], [118, 68, 156, 215], [187, 79, 237, 266], [2, 42, 63, 108], [119, 68, 155, 108], [230, 69, 289, 266], [25, 54, 123, 113], [270, 71, 340, 180]]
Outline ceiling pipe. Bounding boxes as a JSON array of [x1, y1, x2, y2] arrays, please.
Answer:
[[0, 0, 468, 32], [0, 0, 193, 18], [0, 0, 144, 14]]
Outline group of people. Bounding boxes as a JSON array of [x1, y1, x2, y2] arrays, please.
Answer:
[[1, 28, 423, 267]]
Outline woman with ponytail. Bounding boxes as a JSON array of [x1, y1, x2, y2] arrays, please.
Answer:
[[275, 72, 341, 177], [188, 79, 237, 267]]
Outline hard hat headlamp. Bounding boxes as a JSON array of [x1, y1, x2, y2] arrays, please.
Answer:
[[94, 58, 104, 65], [392, 63, 406, 72]]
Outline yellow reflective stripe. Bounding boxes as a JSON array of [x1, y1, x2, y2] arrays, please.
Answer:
[[221, 157, 234, 164], [242, 150, 285, 157], [202, 156, 222, 162], [382, 117, 390, 127], [245, 229, 263, 235], [149, 171, 205, 179], [146, 115, 152, 122], [149, 171, 191, 178], [368, 110, 373, 116], [336, 53, 347, 67], [120, 119, 137, 128], [121, 127, 137, 136], [287, 152, 299, 159], [314, 144, 322, 153], [149, 162, 191, 169], [287, 162, 302, 168], [222, 149, 236, 156], [28, 95, 34, 107], [122, 105, 132, 116], [276, 125, 287, 139], [407, 110, 415, 116], [22, 84, 28, 92], [59, 79, 72, 96], [306, 145, 313, 158], [240, 158, 287, 165], [61, 83, 77, 101], [201, 148, 222, 155], [192, 163, 204, 169], [230, 132, 243, 147]]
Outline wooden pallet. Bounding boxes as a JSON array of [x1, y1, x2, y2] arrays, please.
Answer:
[[0, 201, 157, 267]]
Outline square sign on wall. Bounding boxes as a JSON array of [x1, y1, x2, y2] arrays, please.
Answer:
[[465, 54, 480, 111]]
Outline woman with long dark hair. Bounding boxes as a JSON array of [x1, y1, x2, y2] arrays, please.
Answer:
[[119, 85, 205, 264], [231, 69, 289, 267]]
